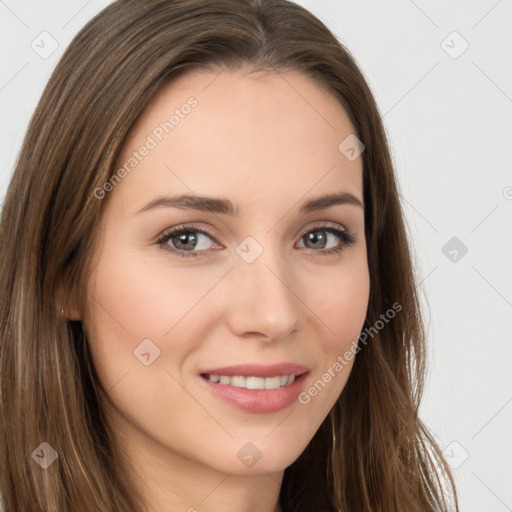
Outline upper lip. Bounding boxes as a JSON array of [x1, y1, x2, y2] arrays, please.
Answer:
[[199, 363, 309, 378]]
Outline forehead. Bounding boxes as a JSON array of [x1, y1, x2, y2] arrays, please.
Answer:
[[110, 66, 363, 214]]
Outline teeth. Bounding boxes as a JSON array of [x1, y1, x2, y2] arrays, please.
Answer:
[[262, 376, 280, 390], [245, 376, 262, 389], [205, 374, 296, 389], [230, 376, 246, 387]]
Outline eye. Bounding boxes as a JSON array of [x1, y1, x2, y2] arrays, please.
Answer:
[[156, 224, 218, 258], [296, 223, 356, 256]]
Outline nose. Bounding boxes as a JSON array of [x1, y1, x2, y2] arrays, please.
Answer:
[[224, 243, 302, 342]]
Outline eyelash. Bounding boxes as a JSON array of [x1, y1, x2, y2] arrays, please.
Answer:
[[156, 223, 356, 259]]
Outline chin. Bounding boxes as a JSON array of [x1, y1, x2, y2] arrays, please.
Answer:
[[199, 432, 311, 475]]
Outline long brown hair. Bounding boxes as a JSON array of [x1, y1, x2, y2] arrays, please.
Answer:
[[0, 0, 458, 510]]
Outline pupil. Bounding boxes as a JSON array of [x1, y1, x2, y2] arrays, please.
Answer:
[[307, 231, 326, 249], [175, 232, 197, 250]]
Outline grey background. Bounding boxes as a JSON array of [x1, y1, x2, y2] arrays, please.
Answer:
[[1, 1, 511, 510]]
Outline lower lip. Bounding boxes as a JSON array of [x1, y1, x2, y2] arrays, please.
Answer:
[[199, 373, 309, 414]]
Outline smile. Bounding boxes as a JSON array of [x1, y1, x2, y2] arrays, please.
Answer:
[[197, 362, 310, 413]]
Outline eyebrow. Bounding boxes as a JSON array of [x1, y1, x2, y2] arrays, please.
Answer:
[[135, 191, 363, 216]]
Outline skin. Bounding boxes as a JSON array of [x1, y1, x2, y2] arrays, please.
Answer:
[[68, 66, 370, 512]]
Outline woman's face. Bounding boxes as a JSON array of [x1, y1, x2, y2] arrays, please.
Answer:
[[81, 67, 370, 477]]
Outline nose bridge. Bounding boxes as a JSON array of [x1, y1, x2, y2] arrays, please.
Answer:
[[227, 236, 301, 339]]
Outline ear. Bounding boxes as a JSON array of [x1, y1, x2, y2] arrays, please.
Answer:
[[56, 279, 82, 321]]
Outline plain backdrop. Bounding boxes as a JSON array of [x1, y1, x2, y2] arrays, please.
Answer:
[[1, 1, 511, 510]]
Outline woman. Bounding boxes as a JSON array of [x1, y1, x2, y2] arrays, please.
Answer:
[[0, 0, 459, 510]]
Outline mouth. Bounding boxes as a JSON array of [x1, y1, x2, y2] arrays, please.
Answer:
[[197, 363, 309, 414]]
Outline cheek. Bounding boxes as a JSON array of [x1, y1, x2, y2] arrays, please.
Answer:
[[85, 246, 221, 344], [309, 259, 370, 348], [299, 258, 369, 401], [82, 247, 198, 391]]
